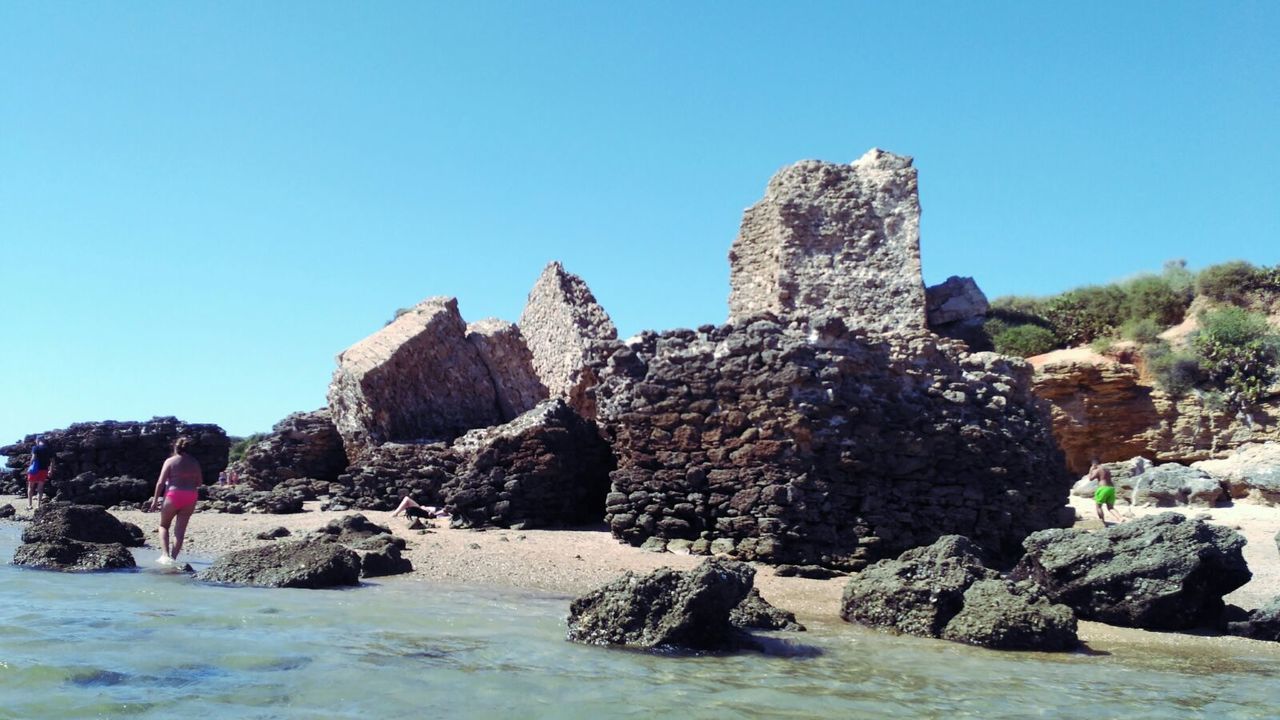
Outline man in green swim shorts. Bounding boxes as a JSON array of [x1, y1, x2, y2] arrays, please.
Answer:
[[1089, 460, 1124, 525]]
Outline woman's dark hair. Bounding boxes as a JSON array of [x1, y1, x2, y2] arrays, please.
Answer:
[[174, 437, 194, 455]]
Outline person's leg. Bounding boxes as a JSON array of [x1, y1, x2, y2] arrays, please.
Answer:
[[171, 505, 195, 560], [33, 482, 45, 509], [159, 499, 178, 559], [391, 497, 420, 517], [1095, 502, 1104, 522], [27, 481, 34, 509]]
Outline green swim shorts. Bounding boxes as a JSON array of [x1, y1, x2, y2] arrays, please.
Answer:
[[1094, 486, 1117, 506]]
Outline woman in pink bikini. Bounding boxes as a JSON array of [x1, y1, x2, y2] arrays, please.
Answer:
[[149, 437, 203, 564]]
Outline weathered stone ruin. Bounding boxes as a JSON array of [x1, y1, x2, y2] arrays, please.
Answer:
[[232, 409, 348, 489], [594, 317, 1072, 569], [465, 318, 549, 421], [327, 296, 503, 454], [728, 149, 926, 333], [1, 417, 229, 495], [518, 261, 618, 416], [925, 275, 991, 350]]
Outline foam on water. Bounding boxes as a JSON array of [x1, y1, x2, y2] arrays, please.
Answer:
[[1, 523, 1278, 719]]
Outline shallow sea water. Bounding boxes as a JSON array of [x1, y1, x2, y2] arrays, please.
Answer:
[[2, 523, 1278, 719]]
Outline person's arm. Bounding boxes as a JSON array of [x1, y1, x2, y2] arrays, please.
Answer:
[[150, 459, 172, 511]]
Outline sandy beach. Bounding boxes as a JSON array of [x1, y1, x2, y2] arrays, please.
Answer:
[[5, 493, 1279, 655]]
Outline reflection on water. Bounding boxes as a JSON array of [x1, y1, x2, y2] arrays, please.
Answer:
[[1, 523, 1278, 719]]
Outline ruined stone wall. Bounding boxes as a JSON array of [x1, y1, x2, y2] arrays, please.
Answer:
[[594, 317, 1072, 569], [232, 409, 349, 489], [728, 149, 926, 333], [465, 318, 549, 421], [1, 417, 229, 493]]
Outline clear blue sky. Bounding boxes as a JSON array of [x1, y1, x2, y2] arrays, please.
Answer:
[[2, 1, 1277, 447]]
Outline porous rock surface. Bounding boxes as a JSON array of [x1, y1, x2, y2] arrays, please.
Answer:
[[198, 539, 362, 589], [443, 399, 614, 529], [926, 276, 992, 350], [729, 588, 805, 632], [22, 503, 145, 547], [1, 417, 229, 492], [518, 262, 618, 416], [1227, 597, 1280, 642], [1193, 442, 1280, 505], [232, 409, 349, 489], [13, 538, 136, 572], [327, 296, 502, 454], [840, 536, 1077, 651], [465, 318, 549, 421], [728, 149, 925, 333], [566, 558, 756, 651], [41, 472, 152, 508], [595, 317, 1073, 569], [1012, 512, 1251, 630], [327, 441, 458, 512], [1032, 359, 1280, 475]]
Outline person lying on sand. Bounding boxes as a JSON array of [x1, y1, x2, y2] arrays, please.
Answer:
[[390, 496, 449, 521]]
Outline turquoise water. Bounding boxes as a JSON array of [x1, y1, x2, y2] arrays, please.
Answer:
[[2, 523, 1278, 719]]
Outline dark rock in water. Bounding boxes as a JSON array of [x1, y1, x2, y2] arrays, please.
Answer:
[[940, 579, 1078, 651], [348, 534, 413, 578], [773, 564, 845, 580], [231, 409, 349, 490], [13, 538, 136, 571], [1, 417, 229, 493], [313, 513, 393, 543], [1226, 597, 1280, 642], [256, 527, 292, 540], [198, 539, 361, 589], [0, 503, 15, 519], [444, 399, 614, 530], [730, 588, 805, 632], [1012, 512, 1251, 630], [841, 535, 997, 638], [23, 503, 145, 547], [567, 558, 755, 651]]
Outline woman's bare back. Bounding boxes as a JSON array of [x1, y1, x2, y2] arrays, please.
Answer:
[[162, 454, 203, 490]]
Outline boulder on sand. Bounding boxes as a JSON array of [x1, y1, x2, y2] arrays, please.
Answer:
[[1226, 597, 1280, 642], [22, 503, 145, 547], [729, 588, 805, 632], [198, 539, 362, 589], [940, 579, 1078, 651], [566, 558, 755, 651], [1012, 512, 1251, 630]]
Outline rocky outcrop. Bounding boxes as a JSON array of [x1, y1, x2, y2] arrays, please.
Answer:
[[729, 588, 805, 632], [347, 534, 413, 578], [518, 262, 618, 417], [232, 409, 348, 489], [566, 559, 756, 651], [939, 579, 1078, 651], [595, 318, 1072, 570], [200, 484, 306, 514], [13, 538, 136, 572], [1227, 597, 1280, 642], [442, 400, 614, 529], [926, 276, 991, 350], [1193, 442, 1280, 505], [36, 472, 151, 508], [1, 417, 229, 492], [466, 319, 549, 421], [199, 539, 362, 589], [327, 297, 502, 454], [728, 149, 925, 333], [22, 503, 145, 547], [327, 442, 458, 512], [840, 536, 1076, 651], [1013, 512, 1251, 630], [12, 503, 143, 572], [1032, 358, 1280, 475]]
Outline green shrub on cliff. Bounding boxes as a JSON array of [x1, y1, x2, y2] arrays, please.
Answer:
[[1144, 342, 1202, 397], [990, 323, 1059, 358], [1196, 261, 1263, 305], [1039, 285, 1128, 346], [1192, 307, 1280, 405], [229, 433, 268, 463]]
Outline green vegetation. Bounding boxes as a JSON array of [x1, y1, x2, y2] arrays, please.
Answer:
[[982, 259, 1278, 407], [228, 433, 268, 463]]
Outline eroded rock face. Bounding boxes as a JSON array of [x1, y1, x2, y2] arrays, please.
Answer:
[[840, 536, 1077, 651], [40, 473, 151, 508], [518, 262, 618, 417], [233, 409, 349, 489], [566, 559, 755, 651], [13, 538, 136, 572], [1193, 442, 1280, 505], [728, 149, 925, 333], [1, 418, 229, 492], [926, 276, 992, 350], [327, 297, 502, 455], [466, 319, 549, 421], [327, 442, 458, 512], [840, 536, 997, 637], [595, 318, 1072, 569], [1226, 597, 1280, 642], [729, 588, 805, 632], [22, 504, 145, 547], [1032, 359, 1280, 475], [443, 399, 614, 529], [198, 539, 362, 589], [1013, 512, 1251, 630]]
